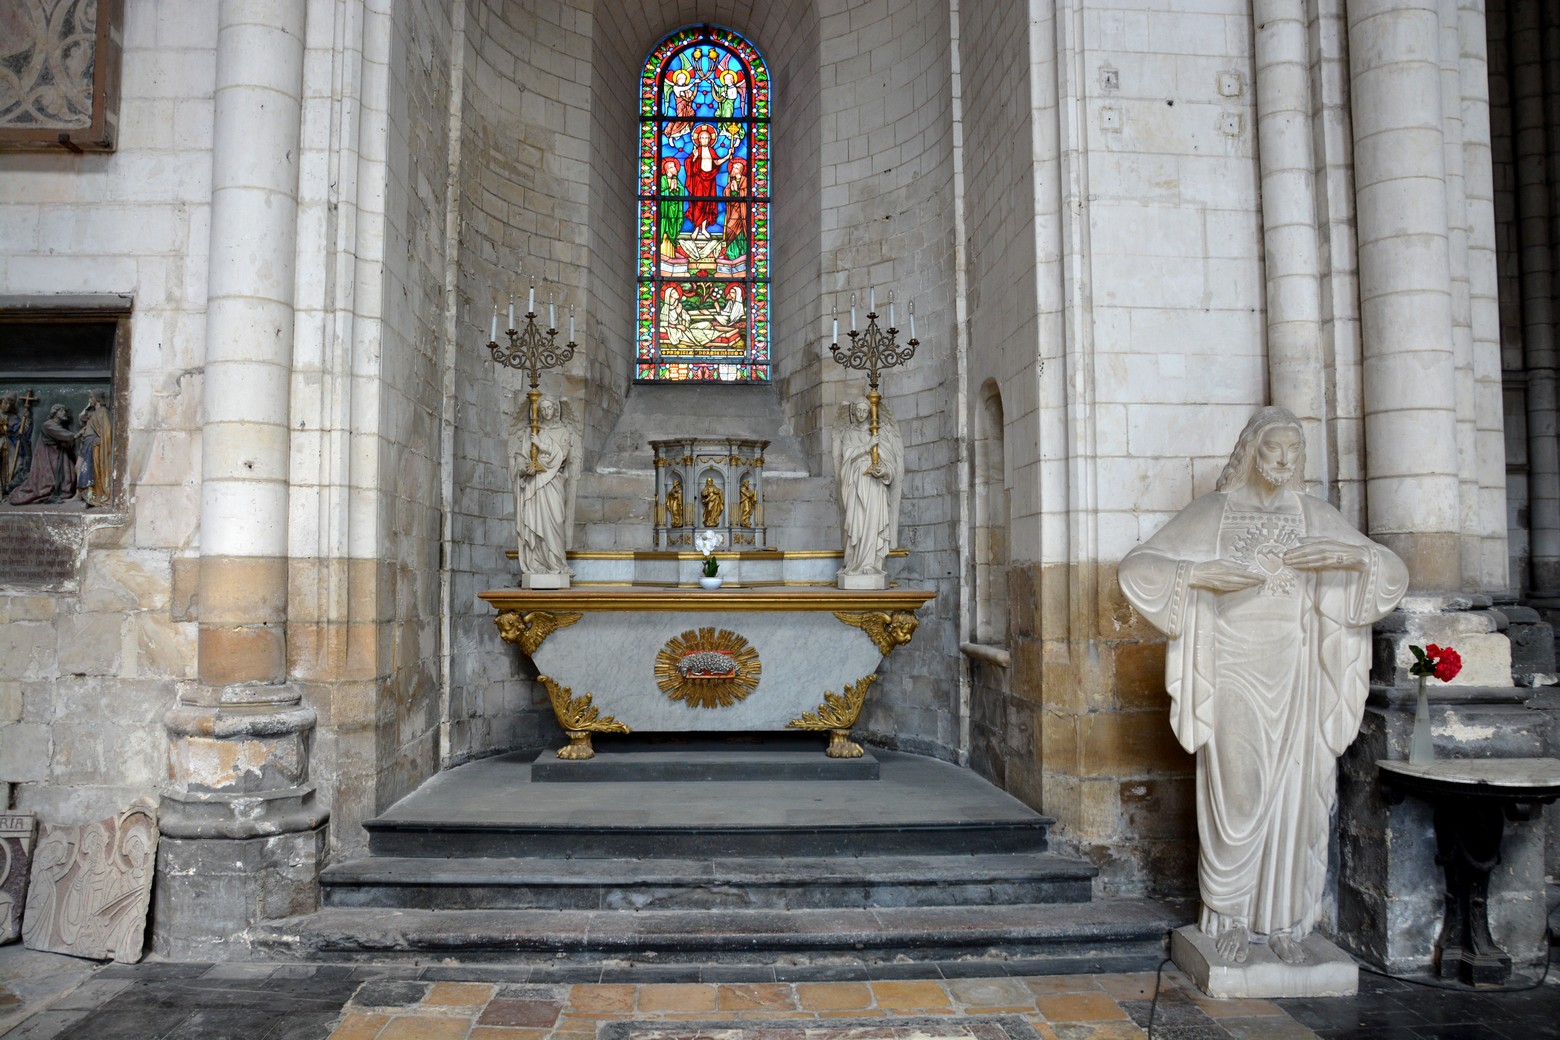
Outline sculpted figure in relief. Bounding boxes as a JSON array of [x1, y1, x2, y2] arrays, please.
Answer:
[[1118, 407, 1408, 965], [508, 397, 581, 578], [835, 397, 903, 579], [700, 476, 724, 528]]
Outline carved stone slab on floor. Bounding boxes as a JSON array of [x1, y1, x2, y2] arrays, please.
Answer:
[[0, 812, 36, 943], [1171, 924, 1360, 998], [22, 798, 157, 963]]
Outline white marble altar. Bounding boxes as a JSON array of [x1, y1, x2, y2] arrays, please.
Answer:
[[481, 587, 934, 759], [1118, 407, 1408, 985]]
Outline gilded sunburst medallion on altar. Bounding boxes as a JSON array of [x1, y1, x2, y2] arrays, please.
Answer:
[[655, 627, 761, 709]]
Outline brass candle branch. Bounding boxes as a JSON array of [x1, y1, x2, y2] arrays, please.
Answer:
[[829, 307, 917, 468], [489, 311, 577, 470]]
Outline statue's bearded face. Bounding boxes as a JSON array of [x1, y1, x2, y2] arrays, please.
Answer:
[[1254, 426, 1303, 490]]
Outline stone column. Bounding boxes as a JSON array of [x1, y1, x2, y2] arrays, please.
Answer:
[[156, 0, 326, 959], [1513, 0, 1560, 593], [1348, 0, 1463, 591], [1254, 0, 1328, 484]]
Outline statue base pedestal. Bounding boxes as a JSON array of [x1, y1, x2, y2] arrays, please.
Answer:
[[522, 572, 570, 589], [1171, 925, 1359, 998], [836, 571, 887, 590]]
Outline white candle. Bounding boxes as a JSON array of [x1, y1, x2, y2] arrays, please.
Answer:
[[832, 315, 838, 343], [850, 293, 857, 329], [888, 290, 895, 329], [569, 304, 576, 342], [528, 284, 535, 314], [909, 299, 916, 339], [869, 286, 876, 313], [507, 295, 514, 330], [549, 293, 556, 329], [491, 305, 498, 341]]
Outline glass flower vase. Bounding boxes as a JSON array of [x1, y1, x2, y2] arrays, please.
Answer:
[[1409, 675, 1434, 764]]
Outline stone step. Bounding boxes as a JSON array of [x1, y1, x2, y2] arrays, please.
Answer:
[[318, 852, 1096, 911], [258, 898, 1181, 969], [363, 817, 1056, 859]]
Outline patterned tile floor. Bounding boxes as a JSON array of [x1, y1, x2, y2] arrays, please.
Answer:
[[0, 951, 1556, 1040]]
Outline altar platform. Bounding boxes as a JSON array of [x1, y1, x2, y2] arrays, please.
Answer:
[[262, 740, 1184, 969]]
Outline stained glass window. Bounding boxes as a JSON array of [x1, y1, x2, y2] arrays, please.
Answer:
[[637, 26, 770, 383]]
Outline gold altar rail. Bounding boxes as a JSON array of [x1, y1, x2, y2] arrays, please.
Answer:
[[478, 586, 936, 613]]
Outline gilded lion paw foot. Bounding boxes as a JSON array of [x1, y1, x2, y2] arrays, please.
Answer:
[[1269, 934, 1307, 964], [1214, 925, 1250, 963]]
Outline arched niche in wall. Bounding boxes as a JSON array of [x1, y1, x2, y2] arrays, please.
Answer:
[[972, 379, 1008, 645]]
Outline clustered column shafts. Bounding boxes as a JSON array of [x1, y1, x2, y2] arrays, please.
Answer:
[[1253, 0, 1328, 487], [1511, 0, 1560, 593], [196, 0, 309, 693], [1348, 0, 1464, 591]]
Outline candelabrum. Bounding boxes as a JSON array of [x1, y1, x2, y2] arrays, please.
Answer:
[[829, 289, 918, 467], [488, 292, 577, 471]]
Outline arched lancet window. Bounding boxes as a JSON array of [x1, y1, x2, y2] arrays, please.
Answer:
[[637, 26, 770, 383]]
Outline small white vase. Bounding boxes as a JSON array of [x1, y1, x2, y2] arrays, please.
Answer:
[[1409, 676, 1434, 764], [699, 575, 723, 590]]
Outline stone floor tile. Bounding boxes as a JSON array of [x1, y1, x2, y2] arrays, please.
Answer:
[[794, 981, 873, 1010], [376, 1016, 473, 1040], [715, 981, 797, 1010], [470, 1029, 550, 1039], [870, 978, 953, 1010], [634, 983, 718, 1012], [423, 981, 497, 1007], [1216, 1015, 1319, 1039], [477, 998, 564, 1029], [816, 1007, 887, 1017], [564, 982, 636, 1013], [351, 981, 433, 1009], [1046, 1023, 1148, 1040], [161, 1006, 286, 1039], [1020, 976, 1106, 997], [51, 1005, 192, 1038], [328, 1010, 392, 1039], [1033, 992, 1133, 1023], [263, 1009, 345, 1040], [200, 964, 282, 981], [0, 1009, 96, 1040], [1093, 973, 1164, 1001], [48, 976, 132, 1008], [1185, 994, 1287, 1018], [947, 976, 1036, 1007]]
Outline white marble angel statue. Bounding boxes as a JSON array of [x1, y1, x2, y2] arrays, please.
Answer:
[[834, 396, 903, 587], [1117, 407, 1408, 966], [508, 396, 581, 586]]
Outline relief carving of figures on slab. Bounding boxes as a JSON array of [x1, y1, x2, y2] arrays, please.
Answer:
[[835, 397, 902, 587], [22, 798, 158, 963], [0, 387, 115, 510], [508, 396, 581, 585], [1118, 407, 1408, 967], [0, 813, 37, 944]]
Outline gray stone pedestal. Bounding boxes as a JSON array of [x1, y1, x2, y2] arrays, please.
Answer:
[[1171, 925, 1359, 998]]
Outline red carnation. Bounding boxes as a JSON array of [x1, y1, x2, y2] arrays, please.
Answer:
[[1409, 643, 1461, 683]]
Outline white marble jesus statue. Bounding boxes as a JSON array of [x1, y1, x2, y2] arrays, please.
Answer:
[[1118, 407, 1408, 966]]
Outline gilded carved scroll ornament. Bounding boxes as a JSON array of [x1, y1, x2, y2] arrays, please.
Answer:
[[833, 610, 919, 656], [494, 609, 582, 655], [787, 674, 877, 759], [538, 675, 629, 760]]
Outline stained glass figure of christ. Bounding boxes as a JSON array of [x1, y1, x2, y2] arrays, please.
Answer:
[[637, 26, 770, 383]]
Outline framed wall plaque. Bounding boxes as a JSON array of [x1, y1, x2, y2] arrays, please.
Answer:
[[0, 0, 122, 152]]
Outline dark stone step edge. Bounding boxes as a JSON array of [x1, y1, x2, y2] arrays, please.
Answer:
[[320, 853, 1099, 887]]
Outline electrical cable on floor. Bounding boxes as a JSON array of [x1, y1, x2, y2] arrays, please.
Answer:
[[1357, 905, 1556, 994], [1145, 933, 1172, 1040]]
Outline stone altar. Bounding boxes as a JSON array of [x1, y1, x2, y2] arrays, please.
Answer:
[[482, 586, 933, 759]]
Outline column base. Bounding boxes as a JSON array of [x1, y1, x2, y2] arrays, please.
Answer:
[[151, 824, 326, 961]]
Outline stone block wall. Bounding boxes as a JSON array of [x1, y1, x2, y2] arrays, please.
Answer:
[[0, 0, 213, 823]]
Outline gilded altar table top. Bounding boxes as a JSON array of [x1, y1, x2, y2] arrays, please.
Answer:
[[478, 585, 937, 612]]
